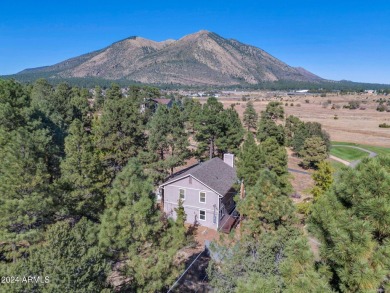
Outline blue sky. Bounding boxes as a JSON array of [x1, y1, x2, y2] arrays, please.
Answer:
[[1, 0, 389, 83]]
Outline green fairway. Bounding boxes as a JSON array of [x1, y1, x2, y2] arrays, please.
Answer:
[[330, 146, 369, 162], [331, 142, 390, 157], [328, 159, 347, 172]]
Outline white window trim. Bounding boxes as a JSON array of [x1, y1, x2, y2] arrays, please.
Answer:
[[199, 191, 206, 203], [179, 188, 185, 200], [199, 209, 206, 221]]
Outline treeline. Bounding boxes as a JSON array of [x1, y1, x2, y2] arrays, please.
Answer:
[[0, 78, 245, 292], [3, 73, 390, 91]]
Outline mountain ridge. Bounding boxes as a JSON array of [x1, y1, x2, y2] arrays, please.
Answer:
[[17, 30, 323, 86]]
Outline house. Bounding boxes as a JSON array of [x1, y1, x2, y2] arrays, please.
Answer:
[[159, 154, 239, 232], [140, 98, 174, 113]]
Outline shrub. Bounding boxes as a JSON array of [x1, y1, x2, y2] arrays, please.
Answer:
[[348, 100, 360, 110], [305, 99, 310, 103], [377, 104, 388, 112], [334, 114, 339, 120], [320, 93, 327, 97], [285, 102, 289, 106], [296, 103, 301, 107], [379, 123, 390, 128], [296, 201, 312, 216]]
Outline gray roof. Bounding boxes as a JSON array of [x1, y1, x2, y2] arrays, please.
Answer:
[[162, 157, 237, 196]]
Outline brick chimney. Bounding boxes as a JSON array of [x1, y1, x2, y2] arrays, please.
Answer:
[[223, 153, 234, 168]]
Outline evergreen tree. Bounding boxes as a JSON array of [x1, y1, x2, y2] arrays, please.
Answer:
[[285, 115, 304, 147], [70, 87, 91, 126], [93, 90, 146, 179], [263, 101, 284, 120], [59, 119, 107, 220], [236, 132, 265, 187], [237, 170, 296, 238], [299, 136, 328, 169], [291, 122, 309, 153], [216, 107, 244, 156], [183, 97, 202, 133], [257, 113, 285, 145], [311, 160, 334, 201], [0, 79, 30, 131], [99, 159, 186, 291], [195, 97, 225, 159], [147, 104, 189, 182], [290, 120, 330, 153], [0, 127, 53, 262], [280, 236, 332, 293], [261, 137, 288, 177], [243, 101, 258, 131], [165, 104, 190, 175], [309, 156, 390, 292], [94, 85, 104, 110], [0, 218, 110, 293]]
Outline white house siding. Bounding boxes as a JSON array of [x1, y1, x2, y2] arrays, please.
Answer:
[[163, 176, 220, 229]]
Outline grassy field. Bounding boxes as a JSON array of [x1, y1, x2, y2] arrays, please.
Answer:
[[331, 141, 390, 157], [328, 159, 347, 172], [330, 146, 369, 162]]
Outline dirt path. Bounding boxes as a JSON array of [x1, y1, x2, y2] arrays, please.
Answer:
[[329, 155, 350, 166]]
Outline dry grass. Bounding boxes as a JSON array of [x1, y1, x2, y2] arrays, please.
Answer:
[[215, 92, 390, 147]]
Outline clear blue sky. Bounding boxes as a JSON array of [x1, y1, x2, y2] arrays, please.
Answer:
[[1, 0, 389, 83]]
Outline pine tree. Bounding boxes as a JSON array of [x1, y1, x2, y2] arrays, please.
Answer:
[[216, 107, 244, 156], [261, 137, 288, 177], [299, 136, 328, 169], [311, 160, 334, 201], [285, 115, 304, 147], [93, 90, 146, 179], [309, 156, 390, 292], [243, 101, 258, 131], [99, 159, 186, 291], [99, 159, 160, 253], [237, 170, 296, 238], [263, 101, 284, 120], [94, 85, 104, 110], [59, 119, 107, 220], [165, 104, 190, 175], [236, 132, 265, 187], [0, 79, 30, 131], [257, 113, 285, 145], [147, 104, 189, 182], [0, 127, 53, 262], [0, 218, 110, 292], [280, 236, 332, 293], [183, 97, 202, 133], [194, 97, 225, 159]]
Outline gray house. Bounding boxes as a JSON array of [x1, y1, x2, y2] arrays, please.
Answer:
[[159, 154, 238, 231]]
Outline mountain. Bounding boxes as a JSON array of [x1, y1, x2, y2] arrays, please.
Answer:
[[17, 30, 323, 86]]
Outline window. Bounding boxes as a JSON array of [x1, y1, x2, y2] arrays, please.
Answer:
[[179, 189, 185, 200], [199, 192, 206, 203], [199, 210, 206, 221]]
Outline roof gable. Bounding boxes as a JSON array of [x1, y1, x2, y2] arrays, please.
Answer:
[[160, 157, 237, 196]]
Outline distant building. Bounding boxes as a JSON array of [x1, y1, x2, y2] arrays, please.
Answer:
[[140, 98, 174, 113]]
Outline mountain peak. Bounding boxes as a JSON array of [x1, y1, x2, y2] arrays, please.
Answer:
[[16, 31, 323, 85]]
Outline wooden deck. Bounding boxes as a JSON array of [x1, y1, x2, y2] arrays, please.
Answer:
[[219, 209, 239, 233]]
